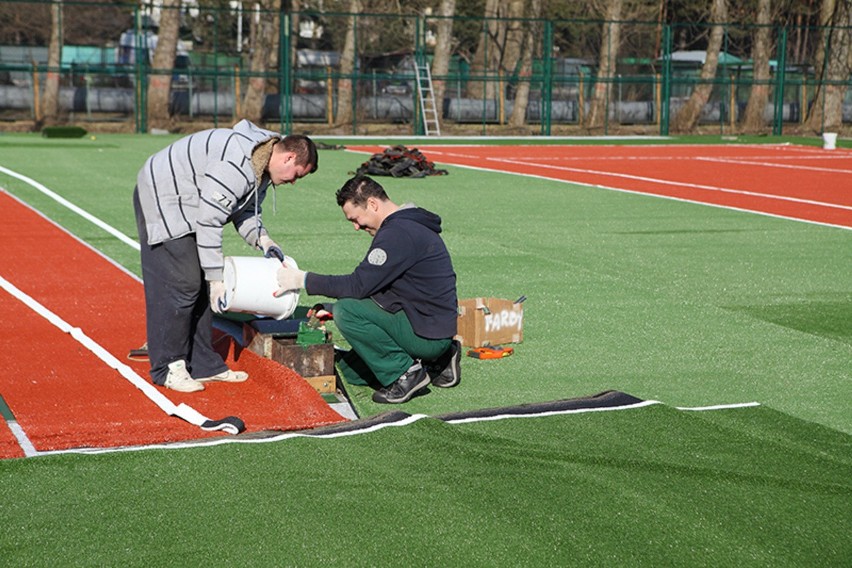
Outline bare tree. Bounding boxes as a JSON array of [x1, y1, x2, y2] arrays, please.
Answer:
[[431, 0, 456, 131], [808, 0, 836, 91], [147, 0, 181, 129], [586, 0, 624, 129], [671, 0, 729, 132], [243, 0, 281, 122], [334, 0, 361, 128], [805, 0, 851, 132], [466, 0, 500, 99], [742, 0, 773, 131], [502, 0, 526, 80], [41, 0, 62, 126], [289, 0, 301, 72], [508, 0, 541, 128]]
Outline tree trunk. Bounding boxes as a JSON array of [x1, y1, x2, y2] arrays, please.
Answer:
[[41, 0, 62, 125], [289, 0, 300, 72], [243, 0, 280, 123], [431, 0, 456, 131], [508, 0, 541, 128], [805, 0, 850, 133], [502, 0, 526, 79], [671, 0, 728, 132], [146, 0, 181, 130], [808, 0, 836, 99], [742, 0, 773, 131], [467, 0, 500, 99], [587, 0, 623, 129], [334, 0, 361, 128]]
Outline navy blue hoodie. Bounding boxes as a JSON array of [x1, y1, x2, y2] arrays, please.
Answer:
[[305, 206, 457, 339]]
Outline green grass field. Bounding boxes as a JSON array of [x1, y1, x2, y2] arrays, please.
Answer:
[[0, 132, 849, 566]]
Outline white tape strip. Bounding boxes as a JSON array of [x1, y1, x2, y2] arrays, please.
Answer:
[[0, 274, 216, 431], [0, 165, 140, 250], [7, 420, 39, 457]]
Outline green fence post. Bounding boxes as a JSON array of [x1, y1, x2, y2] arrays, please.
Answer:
[[351, 13, 358, 136], [281, 11, 291, 134], [414, 14, 425, 136], [660, 24, 672, 136], [773, 26, 787, 136], [134, 6, 146, 134], [542, 19, 553, 136]]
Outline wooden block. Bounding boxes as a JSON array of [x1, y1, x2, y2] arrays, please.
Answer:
[[304, 375, 336, 394], [243, 324, 336, 394]]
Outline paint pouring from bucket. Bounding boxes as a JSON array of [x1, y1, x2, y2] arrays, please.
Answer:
[[223, 256, 300, 320]]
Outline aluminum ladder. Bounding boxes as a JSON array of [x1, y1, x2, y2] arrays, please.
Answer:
[[414, 62, 441, 136]]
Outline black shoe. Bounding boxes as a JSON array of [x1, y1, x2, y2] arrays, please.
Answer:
[[426, 340, 461, 388], [372, 364, 430, 404]]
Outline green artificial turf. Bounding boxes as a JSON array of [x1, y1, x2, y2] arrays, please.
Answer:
[[0, 404, 849, 566], [1, 133, 850, 567], [0, 133, 849, 434]]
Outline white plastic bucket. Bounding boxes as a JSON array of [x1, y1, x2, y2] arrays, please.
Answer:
[[223, 256, 300, 320], [822, 132, 837, 150]]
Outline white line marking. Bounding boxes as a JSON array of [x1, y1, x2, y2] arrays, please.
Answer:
[[695, 156, 852, 175], [444, 399, 661, 424], [514, 154, 852, 163], [0, 274, 222, 438], [383, 151, 852, 231], [7, 420, 39, 457], [1, 189, 142, 282], [0, 164, 140, 250], [675, 402, 761, 411], [26, 399, 765, 458], [489, 156, 852, 212]]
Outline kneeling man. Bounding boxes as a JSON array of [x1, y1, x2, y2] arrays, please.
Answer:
[[275, 175, 460, 403]]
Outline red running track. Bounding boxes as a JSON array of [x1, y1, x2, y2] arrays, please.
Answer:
[[348, 144, 852, 229], [0, 191, 345, 459]]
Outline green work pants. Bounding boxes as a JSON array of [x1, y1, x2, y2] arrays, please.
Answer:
[[333, 298, 450, 387]]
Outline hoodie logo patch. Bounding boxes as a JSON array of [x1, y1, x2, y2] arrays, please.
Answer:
[[368, 248, 387, 266], [212, 191, 233, 209]]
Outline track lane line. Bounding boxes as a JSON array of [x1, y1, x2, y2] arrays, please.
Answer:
[[344, 147, 852, 231], [0, 164, 140, 250], [0, 271, 241, 442], [489, 156, 852, 212], [693, 156, 852, 175]]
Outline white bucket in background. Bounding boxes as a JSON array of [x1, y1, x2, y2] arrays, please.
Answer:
[[223, 256, 300, 320], [822, 132, 837, 150]]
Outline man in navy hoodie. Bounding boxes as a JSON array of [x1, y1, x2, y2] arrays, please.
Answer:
[[275, 175, 460, 404]]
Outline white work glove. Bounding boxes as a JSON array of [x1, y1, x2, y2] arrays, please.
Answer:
[[258, 234, 285, 262], [274, 263, 306, 297], [209, 280, 227, 313]]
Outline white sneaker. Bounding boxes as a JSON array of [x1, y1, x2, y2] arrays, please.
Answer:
[[196, 369, 249, 383], [164, 360, 204, 392]]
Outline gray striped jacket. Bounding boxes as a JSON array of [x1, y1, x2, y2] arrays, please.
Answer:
[[136, 120, 279, 281]]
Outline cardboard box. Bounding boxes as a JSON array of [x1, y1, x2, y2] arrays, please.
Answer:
[[456, 297, 524, 347]]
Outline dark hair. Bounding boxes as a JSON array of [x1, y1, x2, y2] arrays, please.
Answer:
[[279, 134, 318, 173], [336, 175, 389, 207]]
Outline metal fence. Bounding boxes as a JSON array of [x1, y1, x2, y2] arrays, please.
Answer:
[[0, 1, 849, 135]]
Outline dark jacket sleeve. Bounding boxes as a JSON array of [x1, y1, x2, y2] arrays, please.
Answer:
[[305, 227, 415, 300]]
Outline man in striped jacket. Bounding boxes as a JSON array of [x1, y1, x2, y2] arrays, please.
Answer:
[[132, 120, 318, 392]]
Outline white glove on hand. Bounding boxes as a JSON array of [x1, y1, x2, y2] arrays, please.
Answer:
[[258, 234, 285, 262], [209, 280, 227, 313], [274, 263, 306, 297]]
